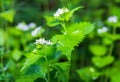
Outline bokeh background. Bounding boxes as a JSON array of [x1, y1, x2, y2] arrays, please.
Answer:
[[0, 0, 120, 82]]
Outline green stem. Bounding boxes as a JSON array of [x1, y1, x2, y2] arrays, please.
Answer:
[[1, 0, 4, 11], [108, 27, 116, 55], [1, 56, 5, 75], [61, 22, 67, 34], [44, 46, 50, 82]]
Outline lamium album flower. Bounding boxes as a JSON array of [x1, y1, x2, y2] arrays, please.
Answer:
[[54, 8, 69, 17], [97, 26, 108, 34], [34, 38, 52, 45], [107, 16, 118, 23]]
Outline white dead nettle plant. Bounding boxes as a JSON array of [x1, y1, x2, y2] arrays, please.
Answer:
[[54, 8, 69, 17], [31, 26, 41, 36], [34, 38, 52, 45], [97, 27, 108, 34], [107, 16, 118, 23]]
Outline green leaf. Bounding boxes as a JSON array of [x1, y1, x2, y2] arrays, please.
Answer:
[[104, 60, 120, 82], [12, 49, 22, 61], [89, 45, 107, 56], [16, 76, 37, 82], [52, 32, 84, 60], [52, 22, 94, 60], [106, 33, 120, 41], [67, 22, 95, 35], [77, 67, 100, 81], [92, 56, 114, 68], [45, 16, 61, 27], [22, 57, 47, 78], [53, 62, 70, 82], [65, 6, 83, 21], [21, 53, 42, 71], [0, 9, 15, 23], [53, 62, 70, 71]]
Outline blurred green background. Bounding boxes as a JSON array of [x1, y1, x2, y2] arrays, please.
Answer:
[[0, 0, 120, 82]]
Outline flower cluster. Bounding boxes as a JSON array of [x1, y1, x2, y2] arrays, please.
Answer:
[[54, 8, 69, 17], [34, 38, 52, 45], [17, 22, 36, 31], [31, 26, 41, 36], [107, 16, 118, 23], [97, 27, 108, 34]]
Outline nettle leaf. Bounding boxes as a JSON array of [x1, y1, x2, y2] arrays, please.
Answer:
[[67, 22, 95, 35], [53, 62, 70, 82], [52, 32, 84, 60], [0, 9, 15, 23], [21, 56, 48, 78], [21, 53, 42, 71], [77, 67, 100, 81], [45, 16, 61, 27], [92, 56, 114, 68], [52, 22, 94, 60], [65, 6, 83, 21], [89, 45, 107, 56]]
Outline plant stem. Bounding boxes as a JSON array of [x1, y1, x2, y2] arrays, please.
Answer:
[[108, 27, 116, 55], [61, 22, 67, 34], [44, 46, 50, 82], [1, 0, 4, 11], [1, 56, 5, 75]]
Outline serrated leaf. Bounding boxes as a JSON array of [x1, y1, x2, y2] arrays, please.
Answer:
[[65, 6, 83, 21], [52, 32, 84, 60], [52, 22, 94, 60], [89, 45, 107, 56], [92, 56, 114, 68], [67, 22, 94, 35], [0, 9, 15, 23]]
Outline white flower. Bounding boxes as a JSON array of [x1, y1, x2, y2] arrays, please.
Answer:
[[28, 22, 36, 29], [31, 26, 41, 36], [97, 26, 108, 34], [17, 22, 29, 31], [46, 40, 52, 45], [54, 8, 69, 17], [107, 16, 118, 23], [64, 8, 69, 13], [34, 38, 52, 45], [35, 38, 46, 45]]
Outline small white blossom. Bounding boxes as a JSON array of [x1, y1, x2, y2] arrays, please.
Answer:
[[64, 8, 69, 13], [17, 22, 29, 31], [107, 16, 118, 23], [31, 26, 41, 36], [97, 27, 108, 34], [28, 22, 36, 29], [46, 40, 52, 45], [54, 8, 69, 17], [34, 38, 52, 45], [35, 38, 46, 45]]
